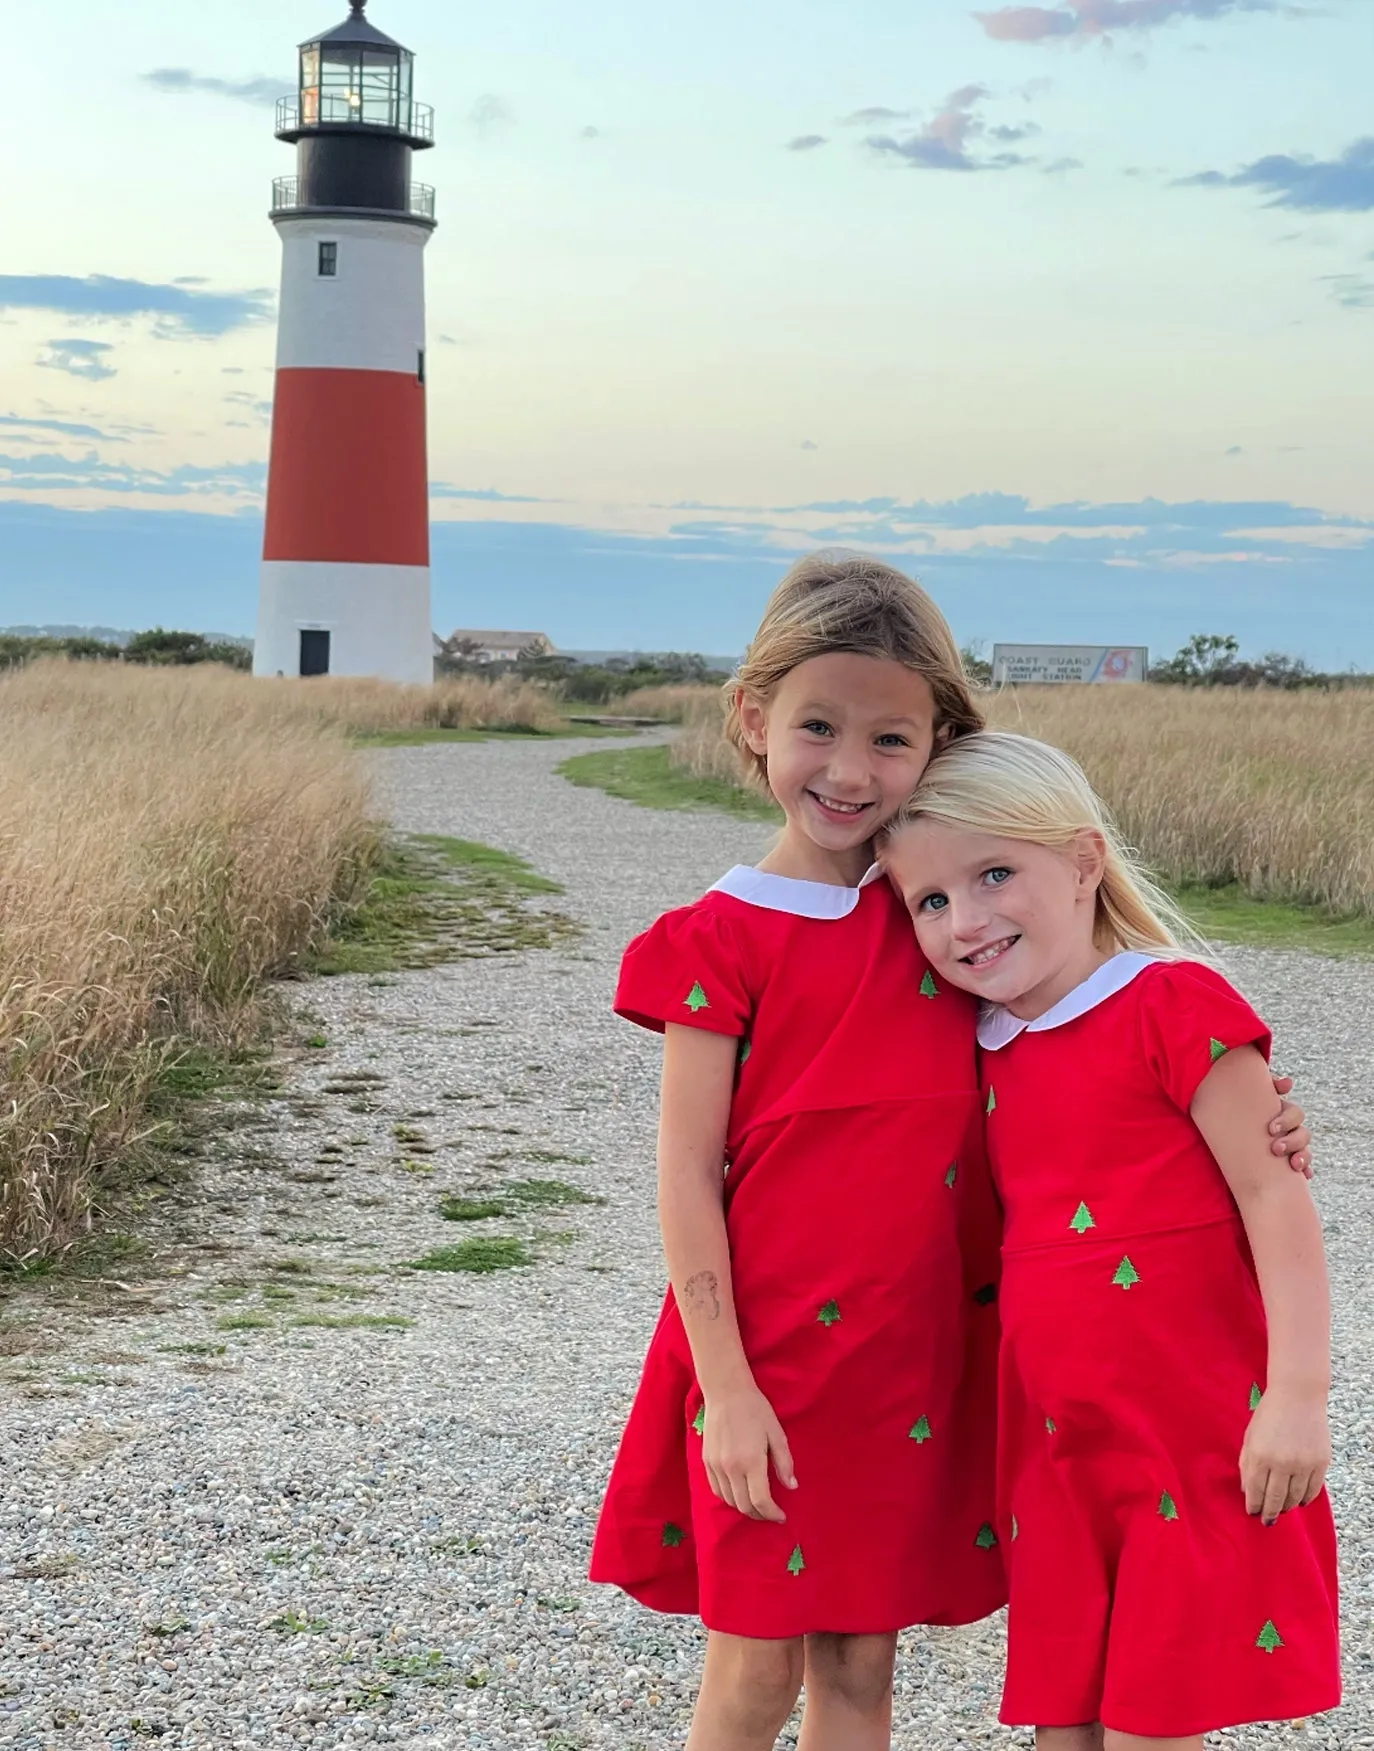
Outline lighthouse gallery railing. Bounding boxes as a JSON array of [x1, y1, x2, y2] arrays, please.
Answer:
[[271, 178, 436, 221]]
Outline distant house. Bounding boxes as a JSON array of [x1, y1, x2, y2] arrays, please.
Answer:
[[440, 629, 556, 664]]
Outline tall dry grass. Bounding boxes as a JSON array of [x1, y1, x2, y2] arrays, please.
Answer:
[[0, 662, 376, 1264], [615, 684, 725, 724], [269, 672, 565, 734], [671, 684, 1374, 917]]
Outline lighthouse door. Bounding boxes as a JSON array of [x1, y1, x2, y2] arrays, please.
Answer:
[[299, 629, 331, 676]]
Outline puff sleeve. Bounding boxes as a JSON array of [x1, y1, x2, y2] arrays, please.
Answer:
[[1136, 959, 1272, 1112], [614, 903, 753, 1038]]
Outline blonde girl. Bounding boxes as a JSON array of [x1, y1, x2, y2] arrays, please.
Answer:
[[882, 731, 1339, 1751]]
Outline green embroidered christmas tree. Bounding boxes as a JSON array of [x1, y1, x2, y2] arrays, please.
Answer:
[[975, 1523, 998, 1550], [1256, 1620, 1284, 1654], [944, 1161, 958, 1189], [817, 1299, 842, 1327], [1045, 1416, 1058, 1434], [1158, 1491, 1179, 1522], [1209, 1037, 1230, 1063], [787, 1544, 806, 1576], [1249, 1383, 1264, 1412], [920, 970, 939, 999], [1069, 1201, 1096, 1234], [1112, 1255, 1141, 1291], [692, 1405, 706, 1436], [909, 1415, 933, 1444], [986, 1087, 997, 1115], [684, 982, 710, 1013], [662, 1522, 687, 1548], [738, 1038, 752, 1065]]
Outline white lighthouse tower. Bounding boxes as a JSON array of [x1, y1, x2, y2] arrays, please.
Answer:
[[254, 0, 437, 682]]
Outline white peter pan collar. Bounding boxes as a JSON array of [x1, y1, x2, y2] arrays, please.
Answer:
[[977, 951, 1158, 1051], [710, 862, 884, 920]]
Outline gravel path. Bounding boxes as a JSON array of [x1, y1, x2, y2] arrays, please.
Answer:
[[0, 733, 1369, 1750]]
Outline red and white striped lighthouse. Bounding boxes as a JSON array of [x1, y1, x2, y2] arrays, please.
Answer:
[[255, 0, 437, 682]]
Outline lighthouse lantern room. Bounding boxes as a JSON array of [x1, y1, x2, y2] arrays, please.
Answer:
[[254, 0, 437, 683]]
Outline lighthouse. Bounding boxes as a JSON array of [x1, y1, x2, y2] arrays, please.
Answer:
[[254, 0, 437, 682]]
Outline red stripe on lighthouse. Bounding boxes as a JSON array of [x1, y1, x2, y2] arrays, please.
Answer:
[[263, 368, 430, 566]]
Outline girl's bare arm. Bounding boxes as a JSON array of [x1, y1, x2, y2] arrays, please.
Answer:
[[658, 1024, 796, 1522], [1191, 1045, 1332, 1525]]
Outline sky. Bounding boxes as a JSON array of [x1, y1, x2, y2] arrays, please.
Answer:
[[1, 0, 1371, 667]]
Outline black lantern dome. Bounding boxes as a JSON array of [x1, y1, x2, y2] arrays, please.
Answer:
[[271, 0, 436, 225]]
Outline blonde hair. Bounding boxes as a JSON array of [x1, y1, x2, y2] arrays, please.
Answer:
[[885, 731, 1213, 962], [723, 551, 985, 792]]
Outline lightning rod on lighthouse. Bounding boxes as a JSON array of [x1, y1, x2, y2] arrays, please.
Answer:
[[254, 0, 437, 682]]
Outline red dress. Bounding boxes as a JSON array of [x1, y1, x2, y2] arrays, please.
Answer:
[[589, 865, 1006, 1637], [983, 954, 1341, 1737]]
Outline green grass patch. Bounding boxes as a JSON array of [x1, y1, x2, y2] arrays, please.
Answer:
[[508, 1178, 605, 1209], [439, 1196, 511, 1223], [309, 835, 576, 976], [216, 1311, 274, 1332], [557, 744, 780, 822], [1173, 884, 1374, 956], [290, 1312, 413, 1330], [405, 1238, 531, 1275]]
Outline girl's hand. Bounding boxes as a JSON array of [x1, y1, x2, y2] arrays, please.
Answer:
[[701, 1385, 797, 1522], [1269, 1077, 1313, 1178], [1240, 1390, 1331, 1526]]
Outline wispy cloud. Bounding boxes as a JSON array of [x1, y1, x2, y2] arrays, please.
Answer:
[[0, 414, 125, 442], [142, 68, 291, 106], [840, 106, 912, 125], [1180, 137, 1374, 213], [786, 134, 829, 152], [38, 340, 117, 382], [469, 94, 513, 131], [0, 451, 266, 499], [975, 0, 1281, 43], [0, 274, 273, 337], [1321, 273, 1374, 309], [865, 85, 1031, 172], [430, 483, 551, 504]]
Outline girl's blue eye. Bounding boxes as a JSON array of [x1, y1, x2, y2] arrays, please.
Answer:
[[917, 893, 948, 914], [875, 733, 911, 749], [801, 719, 833, 737], [984, 867, 1013, 887]]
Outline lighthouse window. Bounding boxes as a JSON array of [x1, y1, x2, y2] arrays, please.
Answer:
[[318, 242, 338, 277], [417, 348, 426, 385]]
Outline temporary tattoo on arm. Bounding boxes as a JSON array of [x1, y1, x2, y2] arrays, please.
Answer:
[[682, 1271, 721, 1321]]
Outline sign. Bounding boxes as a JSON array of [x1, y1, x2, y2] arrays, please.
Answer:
[[991, 644, 1149, 685]]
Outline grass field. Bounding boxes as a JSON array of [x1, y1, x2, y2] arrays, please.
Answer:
[[561, 681, 1374, 952]]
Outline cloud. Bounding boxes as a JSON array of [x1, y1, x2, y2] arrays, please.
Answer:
[[0, 274, 273, 337], [801, 439, 819, 451], [840, 106, 912, 125], [865, 85, 1030, 171], [430, 483, 551, 504], [0, 451, 266, 499], [1321, 273, 1374, 308], [142, 68, 290, 106], [581, 125, 601, 140], [1042, 155, 1084, 174], [787, 134, 829, 152], [975, 0, 1280, 43], [223, 390, 274, 424], [469, 94, 513, 130], [1179, 137, 1374, 213], [38, 340, 117, 382], [0, 414, 125, 442]]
